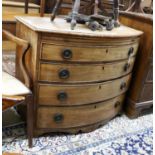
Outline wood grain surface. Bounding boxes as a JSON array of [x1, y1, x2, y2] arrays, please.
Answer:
[[39, 58, 135, 83], [120, 12, 152, 118], [15, 17, 143, 38], [38, 74, 131, 106], [41, 42, 139, 62], [37, 94, 125, 129]]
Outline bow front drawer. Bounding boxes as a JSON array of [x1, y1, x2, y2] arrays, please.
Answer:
[[38, 74, 131, 106], [41, 43, 138, 62], [37, 94, 125, 129], [39, 58, 135, 83]]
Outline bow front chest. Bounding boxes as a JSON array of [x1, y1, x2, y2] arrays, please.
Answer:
[[15, 17, 142, 142]]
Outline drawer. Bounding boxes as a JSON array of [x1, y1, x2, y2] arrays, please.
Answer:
[[38, 74, 131, 106], [41, 42, 139, 62], [37, 94, 125, 129], [39, 58, 135, 83]]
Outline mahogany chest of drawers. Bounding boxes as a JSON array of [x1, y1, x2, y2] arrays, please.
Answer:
[[15, 16, 142, 142]]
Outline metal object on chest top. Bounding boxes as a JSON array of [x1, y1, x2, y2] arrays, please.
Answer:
[[51, 0, 120, 31]]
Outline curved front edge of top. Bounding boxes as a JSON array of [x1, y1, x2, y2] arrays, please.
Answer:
[[15, 16, 143, 38]]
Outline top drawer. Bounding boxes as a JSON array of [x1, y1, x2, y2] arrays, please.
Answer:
[[41, 42, 139, 62]]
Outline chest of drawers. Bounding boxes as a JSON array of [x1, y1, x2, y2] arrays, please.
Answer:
[[15, 16, 142, 144]]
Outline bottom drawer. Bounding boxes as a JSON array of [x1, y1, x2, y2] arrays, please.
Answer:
[[37, 94, 125, 129]]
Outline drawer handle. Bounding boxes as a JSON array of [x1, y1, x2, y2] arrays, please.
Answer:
[[57, 92, 68, 101], [59, 69, 70, 79], [124, 63, 130, 72], [62, 49, 72, 59], [114, 101, 121, 108], [128, 47, 134, 56], [53, 113, 64, 123], [120, 82, 127, 90]]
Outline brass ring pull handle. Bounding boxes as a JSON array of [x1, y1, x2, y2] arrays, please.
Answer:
[[59, 69, 70, 79], [124, 63, 130, 72], [53, 113, 64, 123], [128, 47, 134, 56], [120, 82, 127, 90], [57, 92, 68, 101], [114, 101, 121, 108], [62, 49, 72, 59]]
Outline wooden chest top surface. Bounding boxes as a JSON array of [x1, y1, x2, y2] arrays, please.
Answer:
[[15, 16, 143, 38]]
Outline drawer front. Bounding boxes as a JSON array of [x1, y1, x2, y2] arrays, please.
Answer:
[[39, 58, 135, 83], [38, 74, 131, 106], [41, 43, 138, 62], [37, 94, 125, 129]]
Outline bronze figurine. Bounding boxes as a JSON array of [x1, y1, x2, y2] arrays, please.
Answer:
[[51, 0, 120, 31]]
